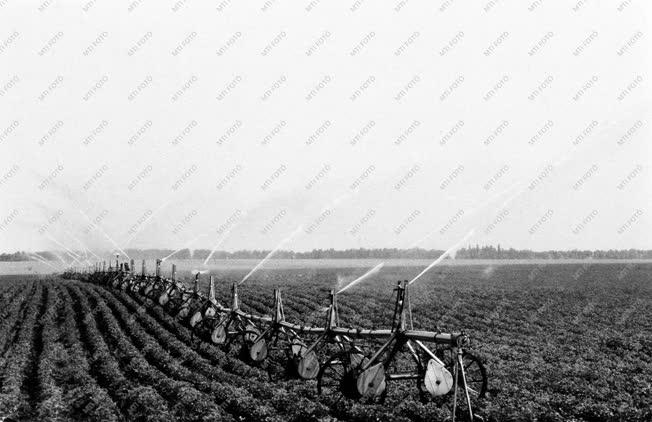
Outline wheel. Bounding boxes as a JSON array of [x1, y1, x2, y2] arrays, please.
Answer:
[[146, 284, 164, 300], [457, 351, 487, 400], [164, 294, 179, 311], [226, 324, 258, 353], [317, 353, 359, 400], [163, 287, 186, 313], [176, 304, 191, 320], [127, 282, 137, 294], [146, 287, 165, 306], [131, 280, 146, 295], [317, 354, 346, 399], [242, 324, 259, 344], [138, 281, 151, 296], [183, 300, 203, 326], [191, 316, 217, 345], [267, 342, 293, 382], [189, 302, 214, 328], [432, 349, 487, 400], [143, 283, 154, 297]]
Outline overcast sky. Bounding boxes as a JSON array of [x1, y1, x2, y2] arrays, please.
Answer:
[[0, 0, 650, 254]]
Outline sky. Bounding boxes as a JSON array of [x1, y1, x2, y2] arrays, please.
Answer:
[[0, 0, 650, 255]]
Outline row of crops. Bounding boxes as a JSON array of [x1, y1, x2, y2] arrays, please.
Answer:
[[1, 261, 650, 421], [0, 275, 461, 421]]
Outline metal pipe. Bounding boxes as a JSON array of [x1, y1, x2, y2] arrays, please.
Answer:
[[239, 311, 273, 323], [280, 321, 326, 334], [413, 340, 447, 366], [331, 327, 394, 339], [361, 333, 398, 371], [303, 332, 328, 355], [386, 373, 421, 381], [405, 330, 466, 345]]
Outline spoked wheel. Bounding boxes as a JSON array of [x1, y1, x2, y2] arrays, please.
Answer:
[[265, 336, 297, 382], [380, 353, 429, 404], [441, 350, 487, 400], [162, 285, 183, 310], [142, 283, 154, 297], [317, 353, 362, 402], [138, 282, 152, 296], [145, 287, 165, 306], [131, 281, 147, 296], [317, 354, 350, 401], [183, 300, 203, 326], [191, 316, 216, 345], [145, 285, 164, 300], [224, 322, 257, 353], [220, 329, 240, 352], [128, 283, 138, 295], [222, 320, 258, 352], [425, 350, 488, 421], [163, 298, 180, 315], [176, 304, 191, 320], [267, 349, 293, 382], [164, 294, 185, 316]]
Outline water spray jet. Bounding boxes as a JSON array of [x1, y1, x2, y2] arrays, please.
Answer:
[[77, 208, 130, 259], [408, 229, 474, 286], [336, 262, 385, 294], [238, 224, 303, 285]]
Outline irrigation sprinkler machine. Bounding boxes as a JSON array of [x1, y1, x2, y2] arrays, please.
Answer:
[[64, 258, 488, 421]]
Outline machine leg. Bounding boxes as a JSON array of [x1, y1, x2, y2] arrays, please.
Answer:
[[457, 348, 475, 421], [452, 348, 459, 422]]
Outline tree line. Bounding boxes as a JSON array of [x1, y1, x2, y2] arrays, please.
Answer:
[[3, 246, 652, 262]]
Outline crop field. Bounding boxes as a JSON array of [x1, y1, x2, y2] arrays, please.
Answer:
[[0, 263, 650, 421]]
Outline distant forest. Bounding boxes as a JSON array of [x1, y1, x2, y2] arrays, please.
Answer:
[[3, 246, 652, 262]]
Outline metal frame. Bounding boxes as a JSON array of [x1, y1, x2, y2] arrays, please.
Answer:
[[64, 259, 486, 421]]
